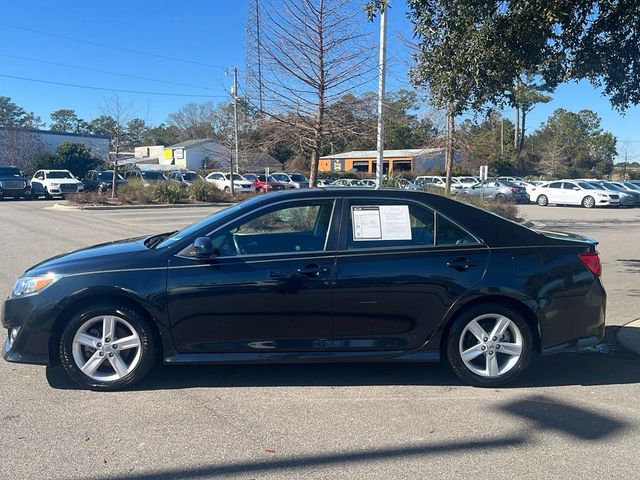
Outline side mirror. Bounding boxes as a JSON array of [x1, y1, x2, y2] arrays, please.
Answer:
[[573, 187, 580, 191], [193, 237, 214, 258]]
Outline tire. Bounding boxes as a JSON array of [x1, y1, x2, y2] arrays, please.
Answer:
[[446, 303, 533, 387], [58, 304, 157, 391], [224, 186, 230, 193], [582, 195, 595, 208], [536, 194, 548, 206], [43, 187, 52, 200], [495, 193, 506, 204]]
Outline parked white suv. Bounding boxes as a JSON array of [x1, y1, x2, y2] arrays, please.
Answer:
[[532, 180, 620, 208], [31, 169, 84, 198], [205, 172, 255, 192]]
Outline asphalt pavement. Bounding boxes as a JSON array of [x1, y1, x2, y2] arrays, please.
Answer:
[[0, 199, 639, 480]]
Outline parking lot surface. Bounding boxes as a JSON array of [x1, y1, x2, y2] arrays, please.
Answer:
[[1, 199, 639, 480]]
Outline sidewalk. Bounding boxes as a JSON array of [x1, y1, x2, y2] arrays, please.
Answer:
[[616, 319, 640, 355]]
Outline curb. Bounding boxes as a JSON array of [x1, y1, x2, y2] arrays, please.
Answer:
[[50, 202, 234, 211], [616, 318, 640, 355]]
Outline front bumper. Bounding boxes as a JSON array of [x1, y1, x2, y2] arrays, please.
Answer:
[[47, 185, 84, 195], [2, 293, 62, 365], [0, 187, 32, 198]]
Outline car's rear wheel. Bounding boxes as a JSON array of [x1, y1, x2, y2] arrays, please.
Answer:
[[582, 195, 595, 208], [446, 304, 533, 387], [224, 186, 230, 193], [59, 305, 157, 391], [536, 194, 548, 206], [495, 193, 506, 204]]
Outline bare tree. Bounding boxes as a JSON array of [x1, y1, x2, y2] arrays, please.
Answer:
[[0, 127, 44, 169], [256, 0, 376, 186], [98, 96, 135, 198]]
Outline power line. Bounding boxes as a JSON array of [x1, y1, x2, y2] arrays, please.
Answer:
[[0, 52, 221, 91], [0, 22, 228, 69], [0, 74, 228, 98]]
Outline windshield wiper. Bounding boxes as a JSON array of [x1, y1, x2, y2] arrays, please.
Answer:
[[144, 231, 177, 249]]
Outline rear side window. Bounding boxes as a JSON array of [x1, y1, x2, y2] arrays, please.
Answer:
[[548, 182, 562, 189], [346, 200, 435, 249], [436, 215, 478, 245]]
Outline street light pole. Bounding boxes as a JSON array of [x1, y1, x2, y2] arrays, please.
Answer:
[[374, 4, 387, 189]]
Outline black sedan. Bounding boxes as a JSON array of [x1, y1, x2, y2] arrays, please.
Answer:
[[2, 189, 605, 390]]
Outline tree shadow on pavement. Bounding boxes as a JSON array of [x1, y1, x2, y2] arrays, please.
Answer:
[[83, 393, 627, 480], [46, 326, 640, 391]]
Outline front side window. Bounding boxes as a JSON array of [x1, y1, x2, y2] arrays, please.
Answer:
[[562, 182, 577, 190], [187, 200, 335, 257]]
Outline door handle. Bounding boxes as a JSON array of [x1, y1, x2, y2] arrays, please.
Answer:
[[446, 257, 477, 271], [296, 264, 330, 278]]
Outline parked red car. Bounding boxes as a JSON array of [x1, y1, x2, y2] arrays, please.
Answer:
[[244, 174, 287, 192]]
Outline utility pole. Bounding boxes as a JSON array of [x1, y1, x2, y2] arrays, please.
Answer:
[[500, 117, 504, 155], [374, 3, 387, 189], [623, 139, 629, 180]]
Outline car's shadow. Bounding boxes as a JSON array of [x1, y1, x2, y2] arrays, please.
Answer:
[[46, 326, 640, 391]]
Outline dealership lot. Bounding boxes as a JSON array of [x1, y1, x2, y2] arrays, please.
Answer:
[[1, 199, 640, 479]]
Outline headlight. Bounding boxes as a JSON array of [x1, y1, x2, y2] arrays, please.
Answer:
[[11, 274, 60, 298]]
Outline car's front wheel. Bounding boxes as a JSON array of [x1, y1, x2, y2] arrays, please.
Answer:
[[536, 194, 548, 206], [59, 304, 157, 391], [446, 304, 533, 387], [582, 195, 595, 208]]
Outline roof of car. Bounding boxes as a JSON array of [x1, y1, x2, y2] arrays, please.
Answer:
[[249, 188, 553, 248]]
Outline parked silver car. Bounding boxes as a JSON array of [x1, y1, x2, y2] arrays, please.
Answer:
[[456, 179, 529, 204]]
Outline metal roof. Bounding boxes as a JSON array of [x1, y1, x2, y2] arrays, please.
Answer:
[[167, 138, 222, 149], [321, 148, 444, 159]]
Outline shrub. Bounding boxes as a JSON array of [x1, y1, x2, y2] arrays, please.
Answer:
[[188, 180, 216, 202], [154, 182, 186, 204], [458, 195, 520, 222], [117, 181, 155, 205], [65, 191, 110, 205]]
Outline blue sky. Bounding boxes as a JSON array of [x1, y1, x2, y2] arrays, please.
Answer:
[[1, 0, 638, 160]]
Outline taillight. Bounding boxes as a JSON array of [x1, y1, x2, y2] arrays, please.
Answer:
[[579, 251, 602, 276], [511, 188, 517, 192]]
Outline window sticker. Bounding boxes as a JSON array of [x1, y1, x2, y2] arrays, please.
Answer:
[[352, 205, 412, 241]]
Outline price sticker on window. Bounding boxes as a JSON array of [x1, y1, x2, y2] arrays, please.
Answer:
[[352, 205, 412, 241]]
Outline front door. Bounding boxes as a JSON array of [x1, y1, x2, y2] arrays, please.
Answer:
[[167, 198, 339, 353], [332, 197, 489, 351]]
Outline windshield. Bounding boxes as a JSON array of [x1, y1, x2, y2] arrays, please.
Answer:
[[577, 181, 596, 190], [225, 173, 245, 181], [0, 167, 22, 177], [156, 198, 262, 248], [97, 171, 124, 181], [601, 182, 621, 191], [140, 171, 166, 180], [47, 171, 74, 179], [623, 182, 640, 191], [182, 172, 199, 181], [289, 174, 307, 182]]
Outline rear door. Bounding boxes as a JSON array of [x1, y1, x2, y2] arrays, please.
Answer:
[[331, 197, 489, 351], [545, 181, 563, 203]]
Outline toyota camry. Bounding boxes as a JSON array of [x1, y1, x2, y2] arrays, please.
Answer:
[[2, 189, 605, 390]]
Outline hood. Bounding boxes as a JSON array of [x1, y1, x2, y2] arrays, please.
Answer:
[[48, 178, 82, 184], [25, 236, 159, 277]]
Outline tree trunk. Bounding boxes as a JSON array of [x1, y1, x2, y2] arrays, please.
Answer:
[[519, 108, 526, 154], [514, 106, 519, 153], [444, 104, 455, 194], [111, 141, 119, 199]]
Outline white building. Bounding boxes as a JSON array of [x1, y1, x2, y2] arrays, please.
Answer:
[[164, 139, 231, 170], [0, 127, 110, 164]]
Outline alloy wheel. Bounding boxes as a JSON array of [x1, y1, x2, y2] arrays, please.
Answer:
[[458, 313, 523, 378], [582, 196, 595, 208], [71, 315, 142, 382]]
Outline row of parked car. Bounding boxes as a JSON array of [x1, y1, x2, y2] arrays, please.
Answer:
[[0, 166, 316, 199]]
